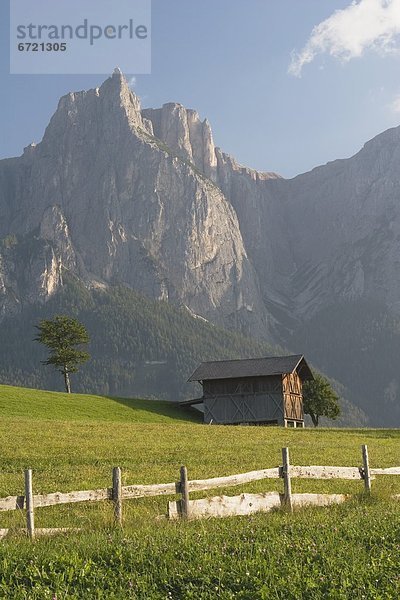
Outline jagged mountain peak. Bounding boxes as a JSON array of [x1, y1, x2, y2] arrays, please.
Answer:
[[142, 101, 218, 179], [32, 70, 142, 151], [0, 70, 270, 341], [101, 66, 139, 103]]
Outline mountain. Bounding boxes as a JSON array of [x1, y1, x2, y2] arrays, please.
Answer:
[[0, 68, 268, 339], [264, 127, 400, 321], [0, 69, 399, 425], [143, 99, 400, 329]]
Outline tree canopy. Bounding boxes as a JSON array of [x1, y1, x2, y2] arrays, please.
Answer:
[[303, 373, 341, 427], [34, 315, 90, 393]]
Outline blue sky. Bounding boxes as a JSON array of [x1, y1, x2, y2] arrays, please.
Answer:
[[1, 0, 400, 177]]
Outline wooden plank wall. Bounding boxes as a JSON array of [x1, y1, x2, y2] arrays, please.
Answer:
[[282, 372, 303, 421]]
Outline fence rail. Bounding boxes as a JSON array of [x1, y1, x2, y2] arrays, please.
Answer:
[[1, 445, 399, 538], [167, 492, 349, 520]]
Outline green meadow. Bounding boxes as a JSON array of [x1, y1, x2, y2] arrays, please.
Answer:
[[0, 384, 399, 599]]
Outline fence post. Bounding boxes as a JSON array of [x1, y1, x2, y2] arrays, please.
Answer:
[[361, 445, 371, 493], [281, 447, 293, 512], [24, 469, 35, 540], [180, 466, 190, 519], [112, 467, 123, 526]]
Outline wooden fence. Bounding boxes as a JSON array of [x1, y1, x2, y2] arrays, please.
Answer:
[[1, 445, 399, 539]]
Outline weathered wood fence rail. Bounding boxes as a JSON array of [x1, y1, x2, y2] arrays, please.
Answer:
[[1, 445, 399, 539]]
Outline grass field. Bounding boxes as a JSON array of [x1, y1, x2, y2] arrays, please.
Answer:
[[0, 384, 399, 599]]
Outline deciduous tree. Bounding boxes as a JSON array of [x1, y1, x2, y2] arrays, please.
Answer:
[[303, 373, 340, 427], [35, 315, 90, 393]]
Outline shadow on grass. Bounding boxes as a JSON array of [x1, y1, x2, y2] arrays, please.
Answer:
[[105, 396, 203, 423]]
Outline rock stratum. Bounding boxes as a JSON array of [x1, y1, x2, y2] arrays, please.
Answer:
[[1, 69, 400, 424]]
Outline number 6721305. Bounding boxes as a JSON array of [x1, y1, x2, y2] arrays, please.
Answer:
[[17, 42, 67, 51]]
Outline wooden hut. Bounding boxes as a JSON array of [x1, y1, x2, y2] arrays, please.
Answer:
[[185, 355, 313, 427]]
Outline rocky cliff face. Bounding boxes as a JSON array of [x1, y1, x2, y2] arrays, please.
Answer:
[[271, 128, 400, 317], [142, 104, 218, 181], [145, 97, 400, 330], [0, 69, 268, 338], [141, 101, 289, 325]]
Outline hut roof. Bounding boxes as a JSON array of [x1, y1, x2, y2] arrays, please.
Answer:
[[188, 354, 313, 382]]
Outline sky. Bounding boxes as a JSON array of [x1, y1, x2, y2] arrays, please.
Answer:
[[1, 0, 400, 178]]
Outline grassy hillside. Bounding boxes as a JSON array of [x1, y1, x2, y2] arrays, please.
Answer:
[[1, 385, 399, 598], [0, 384, 398, 497], [0, 384, 201, 423]]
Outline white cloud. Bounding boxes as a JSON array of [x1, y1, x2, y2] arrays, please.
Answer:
[[128, 76, 137, 88], [289, 0, 400, 77]]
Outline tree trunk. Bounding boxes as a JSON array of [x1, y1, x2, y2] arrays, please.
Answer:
[[310, 412, 319, 427], [63, 369, 71, 394]]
